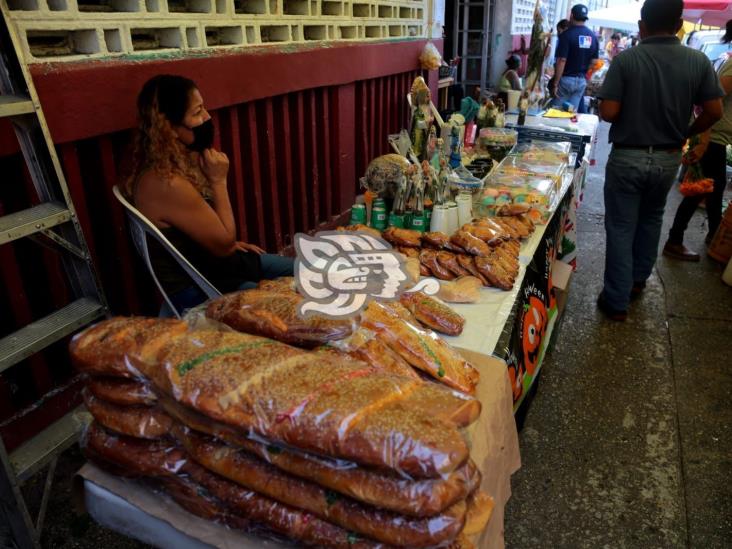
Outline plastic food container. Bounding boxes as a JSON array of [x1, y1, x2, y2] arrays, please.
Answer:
[[464, 158, 494, 179], [447, 166, 484, 199], [510, 141, 572, 163], [495, 154, 567, 187], [474, 173, 558, 223], [477, 128, 518, 163]]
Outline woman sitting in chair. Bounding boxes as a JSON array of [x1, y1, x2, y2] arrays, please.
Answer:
[[125, 74, 293, 314]]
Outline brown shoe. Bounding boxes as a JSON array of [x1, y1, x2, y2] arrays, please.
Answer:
[[663, 242, 700, 262]]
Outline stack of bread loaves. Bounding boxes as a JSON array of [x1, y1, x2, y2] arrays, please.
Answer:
[[71, 317, 493, 548]]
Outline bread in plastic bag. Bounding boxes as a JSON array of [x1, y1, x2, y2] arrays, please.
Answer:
[[360, 302, 479, 394], [437, 251, 471, 278], [161, 395, 480, 518], [70, 317, 189, 378], [83, 422, 391, 549], [450, 231, 491, 257], [419, 249, 456, 281], [83, 390, 173, 440], [382, 227, 422, 248], [456, 257, 489, 286], [256, 276, 296, 293], [399, 292, 465, 336], [161, 474, 253, 532], [342, 328, 420, 380], [206, 289, 356, 348], [460, 224, 506, 246], [436, 277, 483, 304], [83, 421, 186, 478], [72, 318, 477, 478], [174, 425, 467, 547], [179, 459, 391, 549], [86, 376, 158, 406], [462, 491, 494, 536]]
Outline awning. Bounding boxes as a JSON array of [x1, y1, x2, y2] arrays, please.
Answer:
[[684, 0, 731, 26], [684, 0, 730, 9], [587, 4, 641, 32]]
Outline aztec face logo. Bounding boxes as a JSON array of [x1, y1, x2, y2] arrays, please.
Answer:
[[295, 231, 438, 319]]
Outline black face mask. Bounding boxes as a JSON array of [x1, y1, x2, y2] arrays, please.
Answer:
[[186, 118, 215, 152]]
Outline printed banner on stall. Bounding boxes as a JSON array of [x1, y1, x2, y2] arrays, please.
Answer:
[[499, 185, 574, 408]]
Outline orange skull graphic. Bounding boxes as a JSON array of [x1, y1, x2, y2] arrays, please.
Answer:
[[522, 296, 547, 376]]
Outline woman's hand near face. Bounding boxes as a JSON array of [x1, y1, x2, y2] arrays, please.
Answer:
[[199, 148, 229, 185]]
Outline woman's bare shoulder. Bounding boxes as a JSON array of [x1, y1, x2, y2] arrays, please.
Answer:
[[134, 171, 204, 227], [136, 170, 196, 199]]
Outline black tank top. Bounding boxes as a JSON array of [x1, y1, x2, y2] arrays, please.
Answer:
[[148, 225, 262, 297]]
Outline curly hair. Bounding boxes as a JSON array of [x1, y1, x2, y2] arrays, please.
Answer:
[[125, 74, 210, 199]]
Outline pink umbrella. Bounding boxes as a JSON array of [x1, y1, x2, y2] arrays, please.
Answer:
[[684, 0, 732, 26]]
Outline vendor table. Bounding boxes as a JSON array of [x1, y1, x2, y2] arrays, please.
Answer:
[[449, 114, 599, 409], [76, 114, 599, 549]]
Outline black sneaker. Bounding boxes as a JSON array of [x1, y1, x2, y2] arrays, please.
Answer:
[[597, 293, 628, 322]]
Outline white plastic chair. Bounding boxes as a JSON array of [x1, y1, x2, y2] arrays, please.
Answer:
[[112, 185, 221, 318]]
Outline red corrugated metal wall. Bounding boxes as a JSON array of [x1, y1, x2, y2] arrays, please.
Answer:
[[0, 40, 430, 449], [355, 71, 418, 177]]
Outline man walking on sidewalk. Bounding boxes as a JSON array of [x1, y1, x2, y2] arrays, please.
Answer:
[[596, 0, 723, 321], [552, 4, 599, 112]]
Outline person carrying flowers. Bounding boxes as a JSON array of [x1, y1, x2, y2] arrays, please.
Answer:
[[664, 21, 732, 261]]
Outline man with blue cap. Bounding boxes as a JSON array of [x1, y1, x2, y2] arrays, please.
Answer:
[[552, 4, 599, 112]]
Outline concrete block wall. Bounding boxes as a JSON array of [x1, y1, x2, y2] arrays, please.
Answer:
[[6, 0, 428, 62]]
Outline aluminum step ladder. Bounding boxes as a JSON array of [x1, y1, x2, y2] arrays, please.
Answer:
[[0, 2, 109, 547]]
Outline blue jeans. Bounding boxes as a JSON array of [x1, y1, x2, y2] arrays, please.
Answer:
[[602, 147, 682, 311], [160, 254, 294, 317], [552, 75, 587, 112]]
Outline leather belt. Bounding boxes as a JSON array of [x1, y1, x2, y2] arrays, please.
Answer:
[[613, 144, 683, 153]]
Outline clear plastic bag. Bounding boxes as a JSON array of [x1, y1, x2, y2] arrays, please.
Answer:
[[83, 390, 173, 440], [160, 394, 481, 518], [70, 317, 189, 378], [360, 302, 479, 394], [338, 327, 421, 380], [174, 424, 468, 547], [86, 376, 158, 406], [419, 41, 443, 71], [82, 421, 187, 478], [399, 291, 465, 336], [73, 316, 493, 545], [71, 318, 478, 479], [83, 422, 388, 548], [205, 288, 357, 348]]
